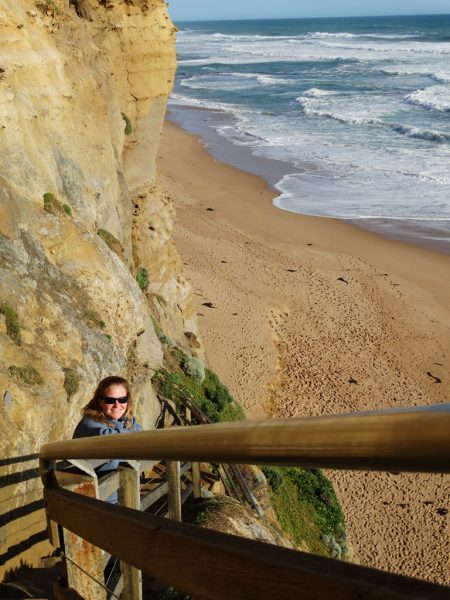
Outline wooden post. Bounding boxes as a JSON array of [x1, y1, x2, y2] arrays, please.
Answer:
[[166, 461, 182, 521], [185, 404, 192, 425], [191, 462, 202, 499], [60, 474, 106, 600], [118, 466, 143, 600]]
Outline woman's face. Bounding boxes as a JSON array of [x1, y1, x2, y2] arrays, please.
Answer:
[[98, 384, 128, 420]]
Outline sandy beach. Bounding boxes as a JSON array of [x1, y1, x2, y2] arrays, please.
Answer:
[[158, 119, 450, 584]]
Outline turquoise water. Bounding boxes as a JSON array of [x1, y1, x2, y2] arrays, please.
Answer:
[[170, 15, 450, 247]]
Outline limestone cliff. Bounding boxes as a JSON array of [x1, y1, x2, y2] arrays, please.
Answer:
[[0, 0, 199, 574]]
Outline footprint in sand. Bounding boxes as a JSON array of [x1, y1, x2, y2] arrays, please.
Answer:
[[426, 371, 442, 384]]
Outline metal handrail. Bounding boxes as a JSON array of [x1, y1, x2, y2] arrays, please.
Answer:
[[41, 405, 450, 473]]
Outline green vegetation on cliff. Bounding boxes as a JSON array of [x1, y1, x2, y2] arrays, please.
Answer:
[[152, 366, 244, 423], [97, 228, 125, 261], [136, 266, 150, 291], [151, 335, 244, 423], [8, 365, 43, 386], [43, 192, 72, 218], [262, 465, 348, 558], [0, 302, 21, 345], [121, 112, 132, 135]]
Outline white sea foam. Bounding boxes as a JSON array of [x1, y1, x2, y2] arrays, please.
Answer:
[[180, 72, 296, 91], [302, 88, 337, 97], [391, 124, 450, 143], [405, 86, 450, 112], [173, 21, 450, 227], [169, 93, 244, 117], [431, 72, 450, 83], [306, 31, 423, 40]]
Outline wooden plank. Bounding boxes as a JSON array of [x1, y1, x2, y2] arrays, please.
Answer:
[[181, 483, 193, 505], [217, 464, 239, 500], [97, 471, 120, 502], [140, 462, 191, 511], [228, 463, 262, 514], [40, 407, 450, 473], [141, 481, 169, 512], [44, 488, 450, 600], [180, 462, 191, 477], [166, 461, 182, 521], [118, 468, 142, 600]]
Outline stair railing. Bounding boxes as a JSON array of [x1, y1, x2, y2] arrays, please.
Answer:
[[40, 404, 450, 600]]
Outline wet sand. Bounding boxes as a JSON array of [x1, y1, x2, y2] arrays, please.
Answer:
[[158, 120, 450, 585]]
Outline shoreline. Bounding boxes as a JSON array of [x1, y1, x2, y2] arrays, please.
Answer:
[[158, 119, 450, 584], [167, 104, 450, 256]]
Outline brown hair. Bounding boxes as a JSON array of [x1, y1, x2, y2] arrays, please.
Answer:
[[81, 375, 134, 429]]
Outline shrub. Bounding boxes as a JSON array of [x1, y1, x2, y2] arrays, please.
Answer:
[[182, 357, 205, 382], [63, 367, 81, 398], [152, 367, 244, 424], [43, 192, 71, 217], [169, 345, 189, 365], [43, 192, 60, 215], [136, 267, 149, 291], [0, 303, 21, 344], [121, 112, 132, 135], [159, 333, 173, 346], [9, 366, 43, 386], [203, 369, 234, 410], [261, 465, 347, 558], [321, 534, 342, 559], [97, 229, 125, 261]]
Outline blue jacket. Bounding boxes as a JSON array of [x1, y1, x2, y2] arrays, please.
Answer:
[[73, 416, 142, 474]]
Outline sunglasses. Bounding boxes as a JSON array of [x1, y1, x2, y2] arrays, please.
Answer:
[[102, 396, 128, 405]]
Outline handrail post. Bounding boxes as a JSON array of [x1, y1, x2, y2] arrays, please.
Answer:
[[191, 462, 202, 499], [185, 404, 192, 425], [40, 458, 61, 548], [166, 461, 182, 521], [118, 464, 143, 600], [58, 470, 106, 600]]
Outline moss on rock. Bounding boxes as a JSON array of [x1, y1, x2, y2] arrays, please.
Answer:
[[0, 302, 21, 344], [9, 365, 43, 386]]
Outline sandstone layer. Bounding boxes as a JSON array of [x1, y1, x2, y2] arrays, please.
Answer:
[[0, 0, 199, 574]]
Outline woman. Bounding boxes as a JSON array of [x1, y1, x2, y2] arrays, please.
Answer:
[[73, 375, 142, 475]]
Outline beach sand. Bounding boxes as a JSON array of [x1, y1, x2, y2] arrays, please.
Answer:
[[158, 120, 450, 585]]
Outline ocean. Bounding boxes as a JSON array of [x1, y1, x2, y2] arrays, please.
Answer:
[[169, 15, 450, 251]]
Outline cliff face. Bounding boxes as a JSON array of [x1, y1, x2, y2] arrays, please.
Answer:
[[0, 0, 198, 573]]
